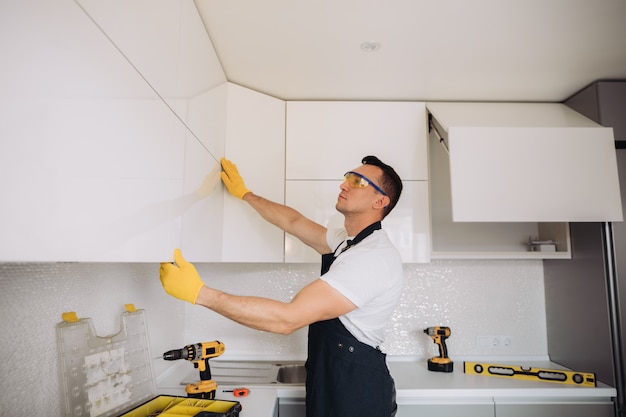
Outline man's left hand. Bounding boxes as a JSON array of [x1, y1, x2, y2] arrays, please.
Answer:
[[160, 249, 205, 304]]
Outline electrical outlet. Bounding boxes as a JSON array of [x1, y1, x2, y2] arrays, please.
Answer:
[[477, 336, 513, 348]]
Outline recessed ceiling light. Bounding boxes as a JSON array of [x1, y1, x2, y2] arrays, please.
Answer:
[[360, 41, 381, 52]]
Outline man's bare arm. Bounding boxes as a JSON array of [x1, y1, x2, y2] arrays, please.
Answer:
[[195, 278, 355, 335], [243, 192, 331, 254]]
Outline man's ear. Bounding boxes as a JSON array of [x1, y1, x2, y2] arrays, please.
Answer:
[[373, 195, 390, 210]]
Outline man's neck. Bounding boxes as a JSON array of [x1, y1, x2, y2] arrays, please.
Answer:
[[344, 216, 381, 237]]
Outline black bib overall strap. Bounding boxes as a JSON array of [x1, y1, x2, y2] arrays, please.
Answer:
[[307, 221, 397, 417], [320, 221, 382, 275]]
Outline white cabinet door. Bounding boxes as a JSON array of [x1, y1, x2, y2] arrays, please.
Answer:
[[179, 138, 224, 263], [427, 102, 623, 222], [278, 398, 305, 417], [386, 181, 430, 263], [495, 400, 615, 417], [429, 129, 572, 259], [284, 181, 344, 263], [286, 102, 428, 181], [222, 84, 286, 262], [0, 0, 216, 262], [285, 101, 430, 263], [75, 0, 227, 160], [448, 127, 622, 222], [285, 181, 429, 263], [397, 400, 493, 417]]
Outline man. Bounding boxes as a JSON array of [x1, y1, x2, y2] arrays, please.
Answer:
[[160, 155, 404, 417]]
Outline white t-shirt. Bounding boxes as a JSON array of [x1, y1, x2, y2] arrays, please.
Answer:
[[321, 228, 404, 348]]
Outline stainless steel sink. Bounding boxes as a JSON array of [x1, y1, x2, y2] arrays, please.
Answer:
[[180, 361, 306, 386], [276, 364, 306, 384]]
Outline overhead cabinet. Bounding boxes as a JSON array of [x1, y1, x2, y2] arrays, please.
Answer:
[[75, 0, 227, 160], [286, 101, 428, 181], [0, 0, 226, 262], [427, 102, 623, 222], [222, 84, 286, 262], [427, 102, 623, 259], [285, 101, 430, 263]]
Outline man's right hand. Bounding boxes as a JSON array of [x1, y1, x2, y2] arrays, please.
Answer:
[[220, 157, 251, 199]]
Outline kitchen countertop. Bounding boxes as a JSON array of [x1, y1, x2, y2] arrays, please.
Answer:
[[388, 357, 616, 400], [156, 357, 616, 417]]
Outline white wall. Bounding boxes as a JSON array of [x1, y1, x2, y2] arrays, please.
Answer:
[[0, 259, 546, 415]]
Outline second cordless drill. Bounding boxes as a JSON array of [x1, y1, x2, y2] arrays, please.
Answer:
[[424, 326, 453, 372], [162, 341, 225, 399]]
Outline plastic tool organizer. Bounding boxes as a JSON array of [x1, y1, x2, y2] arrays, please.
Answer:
[[121, 396, 242, 417], [56, 305, 157, 417]]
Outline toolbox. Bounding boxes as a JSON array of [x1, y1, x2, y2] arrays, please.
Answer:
[[121, 396, 241, 417], [56, 305, 241, 417]]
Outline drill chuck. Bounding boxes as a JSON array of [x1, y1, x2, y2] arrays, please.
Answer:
[[162, 343, 203, 362], [162, 348, 185, 361], [161, 341, 225, 364]]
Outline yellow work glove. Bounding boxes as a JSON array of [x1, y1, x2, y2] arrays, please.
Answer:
[[159, 249, 205, 304], [220, 157, 251, 199]]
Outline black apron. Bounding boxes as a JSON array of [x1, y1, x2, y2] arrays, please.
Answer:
[[305, 222, 397, 417]]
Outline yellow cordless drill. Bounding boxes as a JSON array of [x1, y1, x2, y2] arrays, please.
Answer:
[[162, 341, 225, 399], [424, 327, 453, 372]]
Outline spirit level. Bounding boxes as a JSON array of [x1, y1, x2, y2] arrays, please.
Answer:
[[464, 361, 596, 387]]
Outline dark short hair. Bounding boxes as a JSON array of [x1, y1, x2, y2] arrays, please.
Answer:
[[362, 155, 403, 218]]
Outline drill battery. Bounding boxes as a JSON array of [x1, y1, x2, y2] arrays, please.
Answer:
[[428, 357, 454, 373]]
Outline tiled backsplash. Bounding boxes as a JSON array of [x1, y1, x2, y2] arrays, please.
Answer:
[[0, 259, 546, 415], [187, 260, 547, 358]]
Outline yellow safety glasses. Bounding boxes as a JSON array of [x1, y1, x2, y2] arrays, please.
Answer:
[[343, 171, 387, 196]]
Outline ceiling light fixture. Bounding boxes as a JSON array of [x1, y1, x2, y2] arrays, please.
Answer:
[[360, 41, 381, 52]]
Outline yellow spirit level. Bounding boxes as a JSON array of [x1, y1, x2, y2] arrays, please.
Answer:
[[464, 361, 596, 387]]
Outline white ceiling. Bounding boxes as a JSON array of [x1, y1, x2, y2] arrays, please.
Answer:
[[195, 0, 626, 102]]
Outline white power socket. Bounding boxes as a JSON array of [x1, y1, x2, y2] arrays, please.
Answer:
[[477, 336, 513, 348]]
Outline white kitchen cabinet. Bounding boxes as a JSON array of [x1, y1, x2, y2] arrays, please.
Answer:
[[0, 0, 220, 262], [284, 181, 343, 263], [397, 399, 494, 417], [397, 398, 615, 417], [179, 133, 225, 262], [427, 101, 623, 259], [278, 398, 305, 417], [286, 101, 428, 181], [285, 101, 430, 263], [75, 0, 227, 160], [427, 102, 623, 222], [222, 83, 286, 262], [284, 181, 429, 263], [429, 129, 572, 259], [494, 398, 615, 417]]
